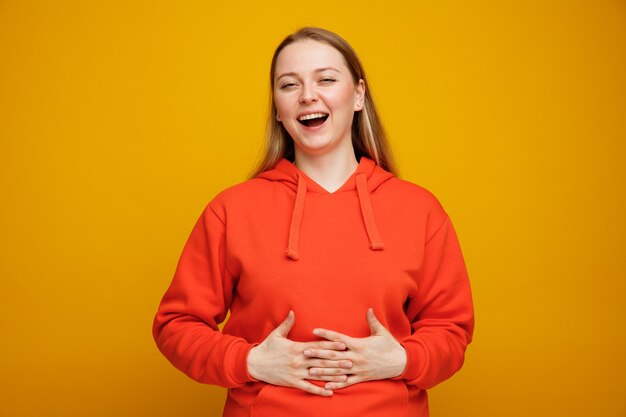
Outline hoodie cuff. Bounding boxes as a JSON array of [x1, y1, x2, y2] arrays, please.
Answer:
[[391, 337, 426, 382], [228, 341, 260, 385]]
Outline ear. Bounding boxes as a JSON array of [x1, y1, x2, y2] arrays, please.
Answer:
[[276, 112, 282, 122], [354, 79, 366, 111]]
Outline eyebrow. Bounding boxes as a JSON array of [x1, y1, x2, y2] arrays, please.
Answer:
[[276, 67, 341, 81]]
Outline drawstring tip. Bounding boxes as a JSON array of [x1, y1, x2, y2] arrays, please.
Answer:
[[369, 240, 385, 250], [285, 248, 300, 261]]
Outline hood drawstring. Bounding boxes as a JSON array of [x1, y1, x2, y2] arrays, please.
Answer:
[[285, 171, 385, 261], [285, 173, 307, 261], [356, 173, 385, 250]]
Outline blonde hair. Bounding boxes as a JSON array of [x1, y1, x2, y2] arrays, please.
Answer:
[[250, 27, 397, 178]]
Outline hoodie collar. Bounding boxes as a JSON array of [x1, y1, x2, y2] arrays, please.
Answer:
[[257, 156, 394, 261]]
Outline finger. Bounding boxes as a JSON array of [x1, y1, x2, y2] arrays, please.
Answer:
[[303, 348, 350, 361], [308, 374, 349, 382], [295, 380, 333, 397], [313, 328, 353, 345], [366, 308, 385, 335], [304, 340, 346, 351], [274, 310, 295, 337], [304, 359, 353, 369], [324, 376, 361, 390], [309, 367, 351, 376]]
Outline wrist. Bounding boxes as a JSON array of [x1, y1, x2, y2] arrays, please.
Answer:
[[389, 343, 408, 378], [246, 345, 261, 381]]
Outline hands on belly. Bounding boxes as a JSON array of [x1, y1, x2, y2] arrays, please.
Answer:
[[246, 309, 407, 396]]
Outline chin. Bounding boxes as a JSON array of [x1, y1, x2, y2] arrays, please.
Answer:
[[294, 138, 336, 154]]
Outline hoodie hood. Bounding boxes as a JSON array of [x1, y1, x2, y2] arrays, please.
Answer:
[[257, 156, 394, 261]]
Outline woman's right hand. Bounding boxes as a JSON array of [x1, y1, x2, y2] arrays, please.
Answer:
[[246, 311, 353, 396]]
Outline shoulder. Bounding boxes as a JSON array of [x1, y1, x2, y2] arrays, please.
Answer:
[[205, 177, 269, 218], [377, 177, 450, 235], [212, 178, 265, 200], [383, 177, 446, 212]]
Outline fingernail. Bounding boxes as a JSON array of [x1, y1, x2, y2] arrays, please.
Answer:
[[313, 328, 320, 335], [310, 368, 318, 375], [303, 349, 312, 356]]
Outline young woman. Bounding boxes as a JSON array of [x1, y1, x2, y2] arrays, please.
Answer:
[[153, 27, 474, 417]]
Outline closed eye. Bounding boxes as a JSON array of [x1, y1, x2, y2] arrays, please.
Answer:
[[320, 78, 336, 83], [280, 82, 297, 89]]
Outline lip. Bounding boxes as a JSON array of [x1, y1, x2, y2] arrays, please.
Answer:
[[295, 110, 330, 132], [296, 110, 329, 120], [297, 113, 329, 131]]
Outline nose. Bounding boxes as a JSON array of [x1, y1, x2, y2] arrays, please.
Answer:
[[299, 82, 318, 104]]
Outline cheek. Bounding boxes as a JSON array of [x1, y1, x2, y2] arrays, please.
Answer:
[[274, 93, 294, 117], [326, 89, 356, 112]]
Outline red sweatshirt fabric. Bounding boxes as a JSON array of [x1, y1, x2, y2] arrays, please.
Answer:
[[153, 156, 474, 417]]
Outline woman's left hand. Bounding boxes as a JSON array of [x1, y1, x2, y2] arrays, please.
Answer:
[[304, 308, 407, 390]]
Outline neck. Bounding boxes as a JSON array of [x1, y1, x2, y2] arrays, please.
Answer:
[[294, 148, 359, 193]]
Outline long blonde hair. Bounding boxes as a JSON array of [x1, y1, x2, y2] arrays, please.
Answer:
[[250, 27, 397, 178]]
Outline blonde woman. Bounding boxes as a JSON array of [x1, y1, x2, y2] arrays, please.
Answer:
[[153, 27, 474, 417]]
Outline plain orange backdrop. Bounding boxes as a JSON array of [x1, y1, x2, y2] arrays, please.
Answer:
[[1, 1, 625, 416]]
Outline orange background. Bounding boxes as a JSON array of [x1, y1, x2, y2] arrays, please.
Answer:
[[1, 1, 625, 416]]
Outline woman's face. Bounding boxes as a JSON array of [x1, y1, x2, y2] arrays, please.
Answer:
[[273, 39, 365, 158]]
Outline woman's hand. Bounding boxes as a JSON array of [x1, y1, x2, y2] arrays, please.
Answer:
[[304, 308, 407, 390], [247, 311, 354, 396]]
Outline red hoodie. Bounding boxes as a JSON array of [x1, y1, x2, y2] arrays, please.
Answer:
[[153, 156, 474, 417]]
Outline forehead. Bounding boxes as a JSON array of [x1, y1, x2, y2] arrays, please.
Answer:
[[274, 39, 349, 77]]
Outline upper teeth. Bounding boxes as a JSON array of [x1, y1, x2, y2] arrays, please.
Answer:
[[298, 113, 327, 121]]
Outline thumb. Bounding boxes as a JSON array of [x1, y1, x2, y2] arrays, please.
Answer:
[[366, 308, 385, 335], [274, 310, 295, 338]]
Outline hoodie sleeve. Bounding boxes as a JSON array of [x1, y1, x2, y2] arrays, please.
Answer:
[[392, 214, 474, 389], [152, 203, 256, 388]]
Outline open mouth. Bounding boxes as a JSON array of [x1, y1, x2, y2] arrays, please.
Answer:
[[298, 112, 329, 127]]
